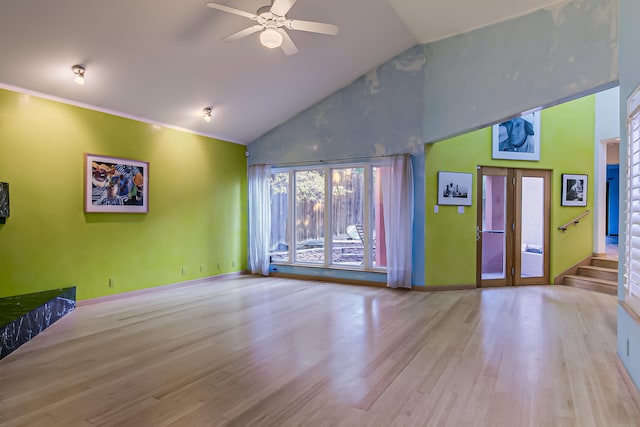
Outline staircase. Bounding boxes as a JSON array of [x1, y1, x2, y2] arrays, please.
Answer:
[[563, 257, 618, 295]]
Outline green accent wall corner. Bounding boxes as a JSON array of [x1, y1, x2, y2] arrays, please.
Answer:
[[0, 89, 247, 300], [425, 95, 596, 287]]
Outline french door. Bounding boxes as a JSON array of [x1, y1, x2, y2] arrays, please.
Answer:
[[476, 167, 550, 287]]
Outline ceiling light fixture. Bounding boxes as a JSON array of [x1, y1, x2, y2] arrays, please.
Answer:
[[259, 28, 283, 49], [203, 107, 213, 122], [71, 64, 85, 85]]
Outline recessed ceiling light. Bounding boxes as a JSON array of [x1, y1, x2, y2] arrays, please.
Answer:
[[203, 107, 213, 122]]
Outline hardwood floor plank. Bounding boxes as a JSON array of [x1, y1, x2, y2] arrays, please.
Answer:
[[0, 277, 639, 426]]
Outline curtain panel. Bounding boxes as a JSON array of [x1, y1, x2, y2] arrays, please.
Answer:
[[248, 164, 271, 276], [381, 154, 414, 288]]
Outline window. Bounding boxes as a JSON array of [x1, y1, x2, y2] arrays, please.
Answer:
[[269, 172, 289, 262], [625, 86, 640, 316], [268, 164, 386, 270], [295, 170, 325, 264]]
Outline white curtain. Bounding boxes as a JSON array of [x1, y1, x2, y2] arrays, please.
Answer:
[[381, 154, 414, 288], [248, 164, 271, 276]]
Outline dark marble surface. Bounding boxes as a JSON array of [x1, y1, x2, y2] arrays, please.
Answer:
[[0, 287, 76, 360]]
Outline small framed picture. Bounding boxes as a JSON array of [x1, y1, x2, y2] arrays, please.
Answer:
[[492, 112, 541, 161], [0, 182, 9, 223], [561, 174, 587, 206], [438, 171, 472, 206], [85, 154, 149, 213]]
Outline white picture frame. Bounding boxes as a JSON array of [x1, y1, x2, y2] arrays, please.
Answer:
[[85, 153, 149, 213], [438, 171, 472, 206], [492, 112, 541, 161]]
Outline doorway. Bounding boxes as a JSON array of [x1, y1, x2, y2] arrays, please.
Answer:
[[476, 167, 551, 287]]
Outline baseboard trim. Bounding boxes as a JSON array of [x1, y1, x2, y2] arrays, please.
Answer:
[[617, 355, 640, 412], [411, 284, 476, 292], [270, 272, 476, 292], [553, 255, 592, 285], [78, 271, 249, 306], [270, 272, 387, 288]]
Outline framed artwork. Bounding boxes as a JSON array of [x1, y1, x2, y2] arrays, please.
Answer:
[[561, 174, 587, 207], [85, 154, 148, 213], [438, 171, 472, 206], [0, 182, 8, 223], [492, 112, 541, 161]]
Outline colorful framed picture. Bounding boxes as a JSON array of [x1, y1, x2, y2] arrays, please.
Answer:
[[492, 112, 541, 161], [85, 154, 148, 213], [561, 174, 587, 207], [438, 171, 472, 206]]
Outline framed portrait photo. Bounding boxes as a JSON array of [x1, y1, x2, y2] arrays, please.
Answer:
[[438, 171, 472, 206], [561, 174, 587, 207], [492, 112, 541, 161], [85, 154, 149, 213]]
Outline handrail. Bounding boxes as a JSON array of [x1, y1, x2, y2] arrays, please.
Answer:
[[558, 210, 591, 232]]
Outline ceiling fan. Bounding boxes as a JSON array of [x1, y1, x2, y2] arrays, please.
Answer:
[[206, 0, 339, 55]]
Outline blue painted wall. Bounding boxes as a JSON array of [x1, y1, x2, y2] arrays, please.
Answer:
[[249, 46, 427, 285], [618, 0, 640, 393], [607, 164, 619, 237], [248, 0, 617, 287], [422, 0, 618, 143]]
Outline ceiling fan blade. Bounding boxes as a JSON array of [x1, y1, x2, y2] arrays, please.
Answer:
[[271, 0, 297, 17], [222, 25, 263, 42], [206, 2, 258, 20], [277, 29, 298, 56], [288, 20, 339, 35]]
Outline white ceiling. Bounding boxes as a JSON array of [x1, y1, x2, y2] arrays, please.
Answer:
[[0, 0, 567, 144]]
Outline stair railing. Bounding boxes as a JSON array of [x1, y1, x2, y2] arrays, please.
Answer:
[[558, 210, 591, 232]]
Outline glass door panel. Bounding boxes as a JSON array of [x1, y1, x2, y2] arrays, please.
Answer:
[[481, 175, 507, 280], [520, 177, 545, 278]]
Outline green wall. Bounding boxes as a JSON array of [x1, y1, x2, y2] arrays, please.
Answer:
[[425, 95, 595, 286], [0, 89, 247, 300]]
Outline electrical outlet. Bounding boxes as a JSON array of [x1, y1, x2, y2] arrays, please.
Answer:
[[109, 277, 115, 287], [200, 265, 205, 273], [182, 267, 187, 276]]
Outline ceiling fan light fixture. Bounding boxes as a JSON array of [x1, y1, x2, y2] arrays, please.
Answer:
[[260, 28, 283, 49], [71, 64, 85, 85]]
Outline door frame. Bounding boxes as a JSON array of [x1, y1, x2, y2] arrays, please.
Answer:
[[476, 166, 551, 287], [475, 167, 514, 287]]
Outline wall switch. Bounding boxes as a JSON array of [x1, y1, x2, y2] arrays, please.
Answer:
[[109, 278, 115, 287], [434, 205, 439, 213], [628, 338, 630, 356]]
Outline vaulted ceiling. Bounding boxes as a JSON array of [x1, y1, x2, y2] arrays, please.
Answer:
[[0, 0, 567, 144]]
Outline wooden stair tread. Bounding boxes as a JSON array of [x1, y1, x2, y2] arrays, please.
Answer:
[[579, 265, 617, 273], [564, 275, 617, 286], [563, 275, 617, 295]]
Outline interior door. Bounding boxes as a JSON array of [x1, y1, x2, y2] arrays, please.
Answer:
[[477, 167, 550, 287], [477, 167, 513, 287]]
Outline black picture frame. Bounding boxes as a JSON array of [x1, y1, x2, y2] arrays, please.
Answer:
[[561, 174, 588, 206], [0, 182, 9, 223]]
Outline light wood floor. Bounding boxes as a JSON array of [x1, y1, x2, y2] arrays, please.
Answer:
[[1, 276, 639, 427]]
